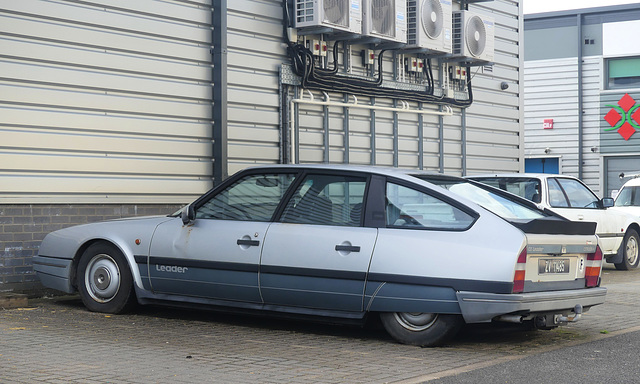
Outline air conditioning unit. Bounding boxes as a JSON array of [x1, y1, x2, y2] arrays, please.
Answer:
[[362, 0, 407, 43], [406, 0, 452, 53], [452, 10, 494, 63], [295, 0, 362, 35]]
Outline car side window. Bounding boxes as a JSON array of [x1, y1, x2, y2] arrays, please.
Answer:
[[386, 182, 474, 230], [547, 179, 569, 208], [556, 178, 600, 208], [196, 173, 296, 221], [281, 174, 366, 226]]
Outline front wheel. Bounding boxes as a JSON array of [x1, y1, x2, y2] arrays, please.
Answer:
[[615, 229, 640, 270], [77, 242, 136, 313], [380, 312, 463, 347]]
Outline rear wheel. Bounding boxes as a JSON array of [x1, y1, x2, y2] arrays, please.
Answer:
[[380, 312, 463, 347], [615, 229, 640, 270], [77, 242, 136, 313]]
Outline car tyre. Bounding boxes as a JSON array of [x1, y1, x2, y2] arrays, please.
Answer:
[[77, 242, 136, 313], [615, 229, 640, 271], [379, 312, 463, 347]]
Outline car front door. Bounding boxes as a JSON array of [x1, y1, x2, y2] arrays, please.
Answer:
[[147, 172, 297, 302], [547, 177, 620, 254], [260, 173, 378, 312]]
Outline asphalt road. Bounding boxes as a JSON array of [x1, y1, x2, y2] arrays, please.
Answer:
[[428, 330, 640, 384]]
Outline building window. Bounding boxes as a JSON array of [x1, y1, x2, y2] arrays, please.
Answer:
[[607, 57, 640, 89]]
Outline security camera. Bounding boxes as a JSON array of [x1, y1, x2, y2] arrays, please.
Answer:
[[500, 82, 509, 90]]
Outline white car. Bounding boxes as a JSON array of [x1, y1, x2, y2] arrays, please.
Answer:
[[612, 174, 640, 218], [34, 166, 606, 347], [469, 173, 640, 270]]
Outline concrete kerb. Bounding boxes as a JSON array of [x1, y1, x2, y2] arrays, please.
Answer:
[[0, 292, 28, 309]]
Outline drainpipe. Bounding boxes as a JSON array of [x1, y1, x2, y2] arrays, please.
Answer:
[[577, 13, 584, 180], [212, 0, 228, 185]]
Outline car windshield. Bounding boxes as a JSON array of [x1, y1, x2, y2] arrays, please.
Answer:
[[414, 176, 546, 220], [615, 186, 640, 206]]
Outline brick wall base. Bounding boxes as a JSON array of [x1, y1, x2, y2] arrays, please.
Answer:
[[0, 204, 182, 296]]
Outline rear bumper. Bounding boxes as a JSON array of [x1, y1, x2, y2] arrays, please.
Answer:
[[457, 287, 607, 323]]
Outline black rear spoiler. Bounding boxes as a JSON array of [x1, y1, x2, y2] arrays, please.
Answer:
[[509, 217, 597, 236]]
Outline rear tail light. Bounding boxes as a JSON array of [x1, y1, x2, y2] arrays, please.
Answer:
[[512, 248, 527, 293], [585, 245, 603, 287]]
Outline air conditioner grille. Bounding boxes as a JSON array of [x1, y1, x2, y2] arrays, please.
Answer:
[[421, 0, 443, 39], [465, 15, 486, 57], [371, 0, 395, 36], [324, 0, 349, 26]]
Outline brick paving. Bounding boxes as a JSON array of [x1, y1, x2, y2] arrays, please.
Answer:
[[1, 265, 639, 383]]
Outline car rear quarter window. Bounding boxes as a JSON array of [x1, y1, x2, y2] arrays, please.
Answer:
[[196, 173, 297, 221], [386, 182, 475, 230]]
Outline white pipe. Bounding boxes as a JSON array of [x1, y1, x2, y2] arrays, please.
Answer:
[[292, 95, 454, 117], [289, 97, 297, 164], [289, 93, 455, 164]]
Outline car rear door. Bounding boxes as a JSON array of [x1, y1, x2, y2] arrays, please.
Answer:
[[547, 177, 620, 254], [260, 172, 377, 312], [147, 172, 297, 303]]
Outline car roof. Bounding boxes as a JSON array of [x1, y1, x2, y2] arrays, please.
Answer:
[[467, 173, 578, 181], [243, 164, 462, 181], [621, 177, 640, 188]]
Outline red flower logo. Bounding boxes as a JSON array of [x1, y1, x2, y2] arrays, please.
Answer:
[[604, 93, 640, 141]]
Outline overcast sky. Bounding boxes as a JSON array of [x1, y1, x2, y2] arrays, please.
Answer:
[[523, 0, 640, 14]]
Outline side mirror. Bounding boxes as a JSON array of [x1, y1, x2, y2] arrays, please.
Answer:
[[602, 197, 614, 208], [181, 205, 195, 225]]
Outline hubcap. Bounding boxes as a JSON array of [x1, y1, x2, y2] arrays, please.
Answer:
[[85, 254, 120, 303], [626, 236, 639, 266], [394, 313, 438, 332]]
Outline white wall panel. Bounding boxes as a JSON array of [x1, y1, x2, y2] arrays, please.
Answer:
[[0, 0, 213, 203], [523, 57, 579, 174]]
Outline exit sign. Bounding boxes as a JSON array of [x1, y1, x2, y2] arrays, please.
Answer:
[[543, 119, 554, 129]]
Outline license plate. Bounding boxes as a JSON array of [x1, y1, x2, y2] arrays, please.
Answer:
[[538, 259, 570, 274]]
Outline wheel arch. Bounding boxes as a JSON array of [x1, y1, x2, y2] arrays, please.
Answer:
[[70, 238, 142, 291], [627, 223, 640, 238]]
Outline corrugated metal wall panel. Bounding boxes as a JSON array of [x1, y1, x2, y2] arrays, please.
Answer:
[[464, 0, 522, 175], [523, 57, 579, 174], [0, 0, 213, 204], [580, 56, 603, 195], [226, 0, 522, 176], [225, 1, 283, 174]]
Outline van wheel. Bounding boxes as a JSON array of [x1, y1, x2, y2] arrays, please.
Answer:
[[380, 312, 463, 347], [615, 229, 640, 270], [77, 242, 136, 313]]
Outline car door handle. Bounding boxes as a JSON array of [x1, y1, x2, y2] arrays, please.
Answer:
[[237, 239, 260, 247], [335, 245, 361, 253]]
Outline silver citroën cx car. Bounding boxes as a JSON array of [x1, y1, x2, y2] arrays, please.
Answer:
[[34, 165, 606, 346]]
